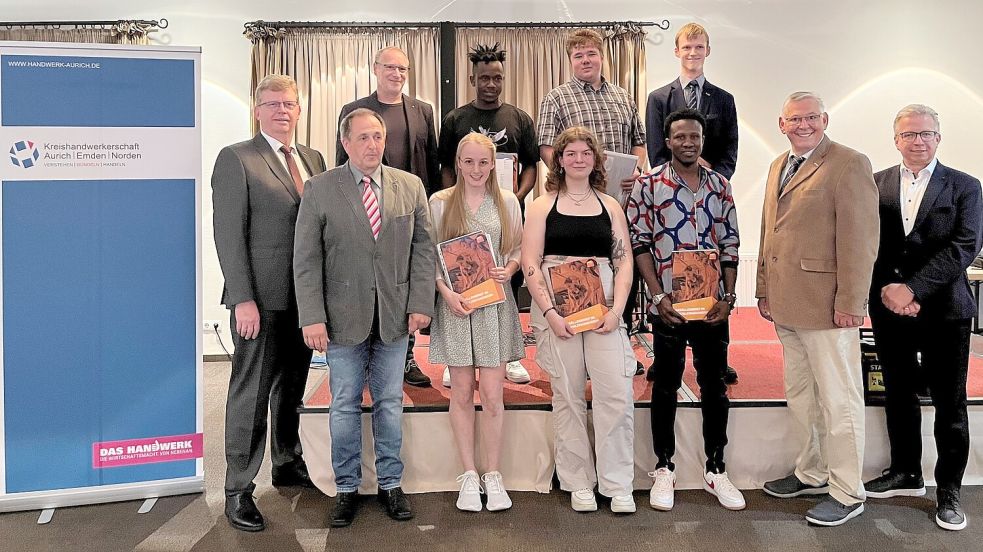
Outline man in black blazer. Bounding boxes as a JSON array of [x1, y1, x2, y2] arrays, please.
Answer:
[[212, 74, 327, 531], [336, 46, 440, 387], [644, 22, 739, 383], [865, 104, 982, 531]]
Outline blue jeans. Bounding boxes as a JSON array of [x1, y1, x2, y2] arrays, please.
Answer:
[[326, 333, 409, 492]]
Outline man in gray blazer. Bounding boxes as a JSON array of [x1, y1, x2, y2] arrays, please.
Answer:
[[336, 46, 441, 388], [295, 107, 436, 527], [212, 74, 327, 532]]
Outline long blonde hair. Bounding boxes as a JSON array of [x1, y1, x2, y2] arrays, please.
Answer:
[[437, 132, 518, 257]]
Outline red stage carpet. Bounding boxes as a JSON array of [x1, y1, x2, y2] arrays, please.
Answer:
[[305, 309, 983, 409]]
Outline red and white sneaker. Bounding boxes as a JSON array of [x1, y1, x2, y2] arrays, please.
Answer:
[[704, 471, 746, 510]]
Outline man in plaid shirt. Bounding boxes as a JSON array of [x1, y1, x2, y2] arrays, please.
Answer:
[[537, 28, 646, 179], [627, 108, 742, 513]]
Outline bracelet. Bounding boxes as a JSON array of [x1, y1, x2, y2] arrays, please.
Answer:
[[543, 306, 557, 317]]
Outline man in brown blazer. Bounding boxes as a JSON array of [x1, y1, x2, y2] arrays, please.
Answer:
[[756, 91, 879, 526], [212, 74, 327, 532]]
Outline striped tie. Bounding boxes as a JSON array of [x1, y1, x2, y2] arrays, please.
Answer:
[[779, 155, 805, 194], [686, 80, 699, 110], [361, 176, 381, 239]]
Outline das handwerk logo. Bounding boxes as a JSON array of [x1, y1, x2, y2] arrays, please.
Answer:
[[9, 140, 40, 168]]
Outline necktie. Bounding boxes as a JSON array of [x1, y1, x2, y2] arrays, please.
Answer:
[[362, 176, 381, 239], [279, 145, 305, 197], [779, 155, 805, 194], [686, 80, 699, 110]]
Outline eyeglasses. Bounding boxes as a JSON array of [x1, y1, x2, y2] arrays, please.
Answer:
[[782, 113, 823, 126], [897, 130, 939, 142], [257, 100, 299, 110], [375, 63, 410, 74]]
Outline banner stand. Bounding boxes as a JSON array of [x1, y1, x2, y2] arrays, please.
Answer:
[[0, 41, 203, 513]]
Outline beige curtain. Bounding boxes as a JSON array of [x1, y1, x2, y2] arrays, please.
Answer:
[[0, 24, 153, 44], [248, 25, 440, 164], [453, 24, 647, 126]]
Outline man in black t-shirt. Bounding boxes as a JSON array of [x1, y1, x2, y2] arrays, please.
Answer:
[[437, 43, 537, 386], [438, 44, 539, 203]]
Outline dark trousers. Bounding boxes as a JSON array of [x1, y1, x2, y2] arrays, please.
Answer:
[[649, 315, 730, 473], [870, 307, 971, 491], [225, 305, 312, 493], [623, 266, 642, 331]]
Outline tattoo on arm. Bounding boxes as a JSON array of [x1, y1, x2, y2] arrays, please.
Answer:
[[611, 232, 626, 278], [526, 266, 535, 277]]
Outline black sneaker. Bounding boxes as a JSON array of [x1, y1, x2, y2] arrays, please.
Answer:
[[936, 488, 968, 531], [763, 473, 829, 498], [403, 360, 431, 387], [805, 497, 864, 526], [865, 470, 925, 498], [724, 366, 738, 384]]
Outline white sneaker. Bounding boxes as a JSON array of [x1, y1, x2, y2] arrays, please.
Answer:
[[704, 471, 746, 511], [649, 467, 675, 511], [482, 471, 512, 511], [505, 361, 531, 384], [456, 470, 483, 512], [571, 488, 598, 512], [442, 367, 451, 388], [610, 494, 636, 513]]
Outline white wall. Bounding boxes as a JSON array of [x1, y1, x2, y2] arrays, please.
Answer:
[[4, 1, 982, 354]]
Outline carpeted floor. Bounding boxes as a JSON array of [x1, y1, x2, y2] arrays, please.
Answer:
[[0, 360, 980, 551]]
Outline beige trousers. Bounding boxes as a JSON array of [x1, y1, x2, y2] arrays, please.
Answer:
[[532, 256, 636, 497], [776, 324, 866, 505]]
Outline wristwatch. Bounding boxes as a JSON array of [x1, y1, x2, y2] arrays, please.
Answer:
[[653, 292, 668, 304], [721, 292, 737, 307]]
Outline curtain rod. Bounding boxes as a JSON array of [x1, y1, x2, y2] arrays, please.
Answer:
[[0, 19, 168, 29], [244, 20, 666, 31]]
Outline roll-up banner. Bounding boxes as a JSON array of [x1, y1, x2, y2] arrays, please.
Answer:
[[0, 41, 203, 512]]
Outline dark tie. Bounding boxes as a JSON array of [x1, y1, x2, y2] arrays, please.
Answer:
[[779, 155, 805, 194], [279, 145, 305, 197], [686, 80, 699, 110]]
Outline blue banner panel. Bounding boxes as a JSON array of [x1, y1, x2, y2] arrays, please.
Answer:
[[2, 179, 198, 492], [1, 56, 194, 127]]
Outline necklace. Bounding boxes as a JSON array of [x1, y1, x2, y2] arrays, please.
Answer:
[[563, 189, 592, 206]]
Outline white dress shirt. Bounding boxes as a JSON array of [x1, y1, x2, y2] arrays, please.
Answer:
[[899, 157, 938, 235]]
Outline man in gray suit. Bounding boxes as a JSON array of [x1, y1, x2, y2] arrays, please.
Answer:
[[212, 74, 327, 532], [294, 107, 436, 527], [336, 46, 440, 387]]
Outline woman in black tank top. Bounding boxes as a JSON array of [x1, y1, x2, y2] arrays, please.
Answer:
[[520, 127, 637, 513]]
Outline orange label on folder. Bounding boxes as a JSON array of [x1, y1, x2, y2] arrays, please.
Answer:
[[459, 276, 506, 309]]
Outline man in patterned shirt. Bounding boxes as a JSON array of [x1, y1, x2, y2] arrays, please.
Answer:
[[627, 108, 742, 513], [538, 28, 648, 371]]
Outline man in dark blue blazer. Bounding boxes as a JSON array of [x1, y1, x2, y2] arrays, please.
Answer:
[[645, 23, 738, 181], [865, 104, 982, 532], [644, 22, 739, 383]]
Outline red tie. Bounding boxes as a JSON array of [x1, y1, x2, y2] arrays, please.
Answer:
[[279, 145, 305, 197], [362, 176, 381, 239]]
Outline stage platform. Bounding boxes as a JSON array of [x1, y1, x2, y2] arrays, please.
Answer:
[[298, 310, 983, 496]]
